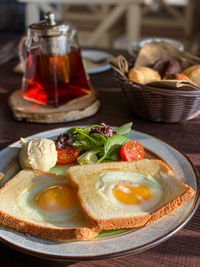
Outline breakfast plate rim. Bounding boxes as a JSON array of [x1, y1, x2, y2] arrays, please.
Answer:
[[0, 127, 199, 261]]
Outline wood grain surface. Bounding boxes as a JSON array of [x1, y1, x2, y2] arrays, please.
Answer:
[[0, 50, 199, 267]]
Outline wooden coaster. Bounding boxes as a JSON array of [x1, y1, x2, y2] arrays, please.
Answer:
[[9, 90, 100, 123]]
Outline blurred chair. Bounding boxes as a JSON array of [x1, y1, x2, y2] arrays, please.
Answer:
[[141, 0, 193, 39], [18, 0, 142, 47]]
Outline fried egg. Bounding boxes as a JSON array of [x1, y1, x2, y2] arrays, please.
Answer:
[[16, 177, 80, 224], [96, 171, 163, 212]]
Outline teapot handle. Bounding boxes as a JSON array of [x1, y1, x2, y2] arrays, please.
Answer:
[[18, 36, 28, 73], [18, 29, 35, 72]]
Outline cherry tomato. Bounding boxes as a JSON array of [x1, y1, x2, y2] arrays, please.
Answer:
[[56, 146, 80, 164], [120, 140, 144, 161]]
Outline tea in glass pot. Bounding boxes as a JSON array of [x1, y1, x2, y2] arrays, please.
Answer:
[[22, 12, 91, 107]]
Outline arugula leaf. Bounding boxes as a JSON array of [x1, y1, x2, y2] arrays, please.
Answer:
[[66, 127, 83, 134], [97, 134, 130, 163], [73, 139, 92, 152], [116, 122, 132, 136], [104, 135, 130, 155], [105, 149, 121, 161], [68, 128, 101, 147], [77, 149, 99, 165], [90, 133, 107, 146]]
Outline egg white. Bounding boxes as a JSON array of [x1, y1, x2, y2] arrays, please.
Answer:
[[96, 171, 163, 212], [16, 182, 79, 224]]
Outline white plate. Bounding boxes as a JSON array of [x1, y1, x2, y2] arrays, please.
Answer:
[[82, 50, 112, 74], [0, 128, 199, 261]]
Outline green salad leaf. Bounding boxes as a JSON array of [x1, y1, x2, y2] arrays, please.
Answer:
[[66, 127, 103, 148], [97, 134, 130, 163], [77, 149, 100, 165], [116, 122, 132, 135]]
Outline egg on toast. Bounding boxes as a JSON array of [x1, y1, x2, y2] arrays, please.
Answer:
[[0, 170, 100, 240], [67, 159, 195, 230]]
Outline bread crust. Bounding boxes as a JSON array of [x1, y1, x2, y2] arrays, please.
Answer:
[[67, 159, 195, 230], [0, 210, 99, 240]]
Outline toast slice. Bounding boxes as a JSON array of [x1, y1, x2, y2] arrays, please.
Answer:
[[67, 159, 195, 230], [0, 170, 100, 240]]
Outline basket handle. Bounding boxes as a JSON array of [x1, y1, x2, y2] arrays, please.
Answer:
[[109, 55, 129, 77]]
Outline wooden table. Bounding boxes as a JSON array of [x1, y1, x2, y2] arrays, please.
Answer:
[[0, 50, 200, 266]]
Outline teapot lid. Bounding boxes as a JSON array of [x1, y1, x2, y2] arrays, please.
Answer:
[[29, 12, 72, 36]]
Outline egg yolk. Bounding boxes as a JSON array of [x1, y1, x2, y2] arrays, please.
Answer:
[[113, 183, 151, 204], [36, 185, 76, 212]]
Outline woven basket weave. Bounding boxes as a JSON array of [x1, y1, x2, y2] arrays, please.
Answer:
[[116, 73, 200, 123]]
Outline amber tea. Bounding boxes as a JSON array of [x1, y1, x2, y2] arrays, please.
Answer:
[[22, 48, 91, 107]]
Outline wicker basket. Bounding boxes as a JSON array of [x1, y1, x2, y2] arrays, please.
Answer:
[[116, 73, 200, 123], [110, 51, 200, 123]]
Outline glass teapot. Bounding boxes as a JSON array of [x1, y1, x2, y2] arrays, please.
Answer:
[[22, 12, 91, 107]]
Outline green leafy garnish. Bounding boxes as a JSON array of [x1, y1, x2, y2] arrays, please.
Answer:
[[116, 122, 132, 135], [60, 122, 132, 165], [77, 149, 99, 165], [97, 135, 130, 163]]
